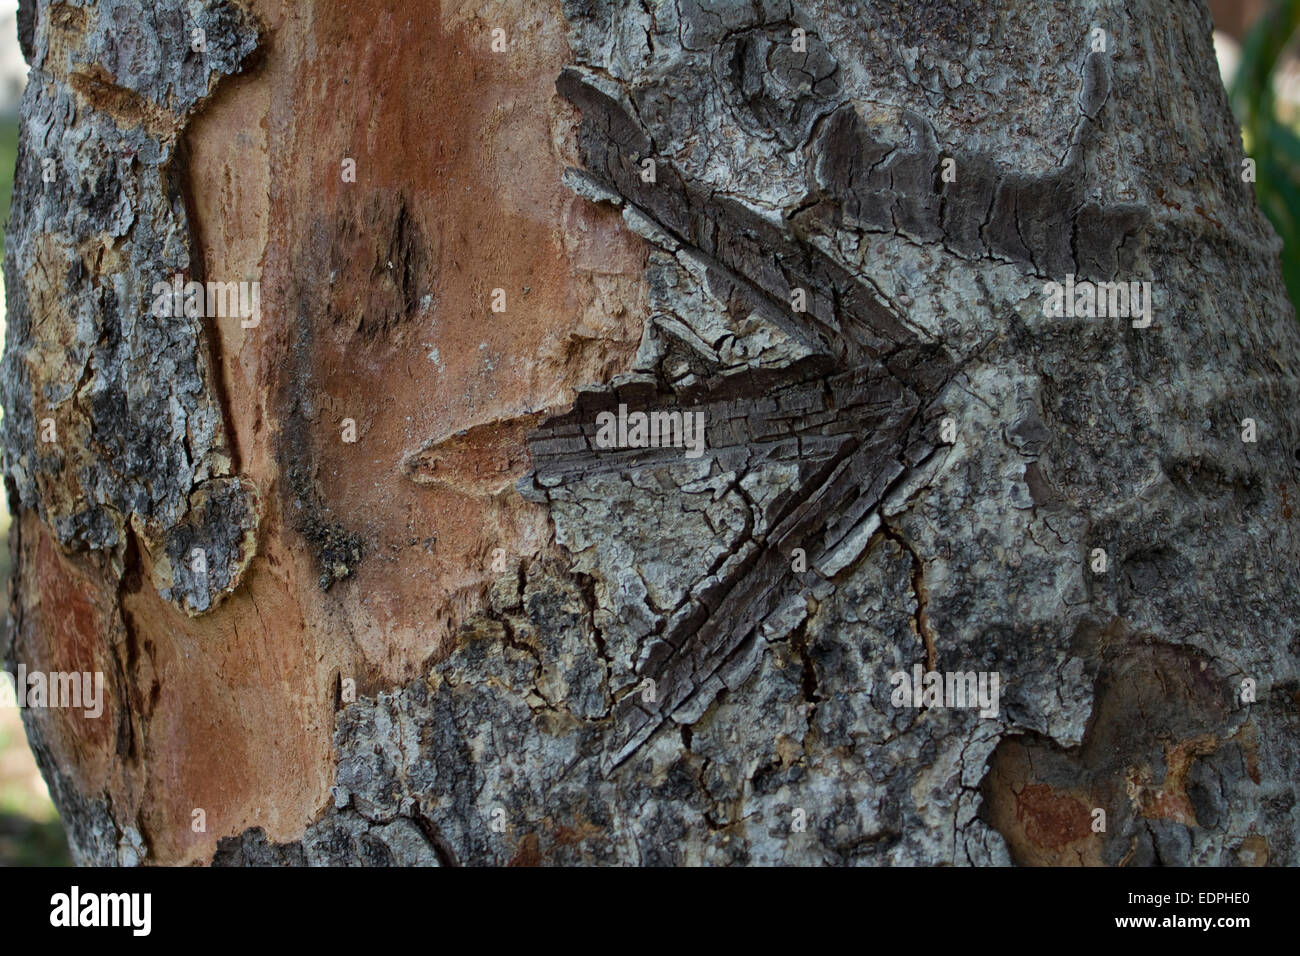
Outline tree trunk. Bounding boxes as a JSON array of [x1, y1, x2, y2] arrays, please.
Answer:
[[3, 0, 1298, 867]]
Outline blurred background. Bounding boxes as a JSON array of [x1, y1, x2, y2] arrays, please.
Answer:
[[0, 1, 1297, 865], [1215, 0, 1300, 304]]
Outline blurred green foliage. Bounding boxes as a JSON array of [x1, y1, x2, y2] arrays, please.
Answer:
[[1231, 0, 1300, 309], [0, 719, 71, 867]]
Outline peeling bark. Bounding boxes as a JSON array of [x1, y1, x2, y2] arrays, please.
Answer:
[[4, 0, 1299, 867]]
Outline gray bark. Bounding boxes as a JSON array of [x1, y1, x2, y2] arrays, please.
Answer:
[[4, 0, 1299, 866]]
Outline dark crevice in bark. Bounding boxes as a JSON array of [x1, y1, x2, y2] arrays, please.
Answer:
[[879, 518, 937, 675], [409, 806, 462, 868]]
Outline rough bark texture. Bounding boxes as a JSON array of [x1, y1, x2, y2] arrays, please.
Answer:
[[3, 0, 1298, 866]]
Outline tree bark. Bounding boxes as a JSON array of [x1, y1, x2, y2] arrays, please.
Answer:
[[3, 0, 1298, 866]]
